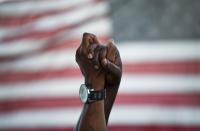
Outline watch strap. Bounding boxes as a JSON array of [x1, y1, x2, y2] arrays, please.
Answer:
[[88, 89, 106, 101]]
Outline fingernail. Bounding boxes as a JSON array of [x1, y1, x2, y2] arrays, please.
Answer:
[[102, 58, 108, 67], [88, 53, 93, 59], [94, 65, 99, 69]]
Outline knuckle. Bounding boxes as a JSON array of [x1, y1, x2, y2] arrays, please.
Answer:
[[75, 51, 80, 62], [76, 47, 80, 56], [75, 47, 82, 61], [83, 32, 90, 37]]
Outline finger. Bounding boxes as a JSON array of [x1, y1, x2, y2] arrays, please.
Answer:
[[87, 34, 101, 59], [107, 39, 122, 68], [92, 45, 101, 70], [102, 40, 122, 76], [106, 39, 117, 61], [81, 32, 93, 55], [114, 49, 122, 69], [103, 59, 122, 77], [90, 34, 100, 44], [87, 44, 98, 59], [99, 45, 121, 76], [99, 46, 107, 67]]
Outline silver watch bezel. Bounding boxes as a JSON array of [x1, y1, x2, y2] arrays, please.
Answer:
[[79, 84, 88, 103]]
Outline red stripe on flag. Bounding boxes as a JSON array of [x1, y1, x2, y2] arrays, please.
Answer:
[[1, 13, 109, 43], [124, 60, 200, 74], [1, 93, 200, 112], [1, 125, 200, 131], [0, 68, 81, 84], [109, 125, 200, 131], [0, 36, 109, 62], [116, 93, 200, 106], [0, 61, 199, 83], [0, 97, 81, 112]]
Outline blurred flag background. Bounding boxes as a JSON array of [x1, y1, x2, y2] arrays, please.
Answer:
[[0, 0, 200, 131]]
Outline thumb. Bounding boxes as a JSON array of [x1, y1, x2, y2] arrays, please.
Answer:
[[102, 58, 121, 77], [99, 46, 121, 77]]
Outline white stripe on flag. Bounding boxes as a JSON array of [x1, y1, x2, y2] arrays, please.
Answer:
[[0, 105, 200, 128], [0, 39, 47, 55], [120, 41, 200, 63], [0, 41, 199, 71], [35, 1, 109, 30], [0, 0, 93, 15], [0, 48, 77, 71], [0, 75, 199, 100]]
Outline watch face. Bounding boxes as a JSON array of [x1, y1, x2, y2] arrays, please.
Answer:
[[79, 84, 88, 103]]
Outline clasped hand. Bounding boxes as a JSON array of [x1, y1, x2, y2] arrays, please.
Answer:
[[76, 33, 122, 91]]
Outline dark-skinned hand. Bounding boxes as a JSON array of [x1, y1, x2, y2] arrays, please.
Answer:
[[86, 35, 122, 86], [76, 32, 122, 126], [85, 33, 122, 123], [75, 33, 107, 90]]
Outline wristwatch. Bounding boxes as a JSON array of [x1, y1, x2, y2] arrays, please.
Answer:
[[79, 84, 106, 104]]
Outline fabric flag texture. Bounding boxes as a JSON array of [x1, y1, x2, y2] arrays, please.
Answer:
[[0, 0, 200, 131]]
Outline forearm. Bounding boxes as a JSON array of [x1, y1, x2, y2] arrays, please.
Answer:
[[104, 84, 119, 124], [75, 85, 119, 130], [75, 79, 107, 131], [74, 33, 121, 130], [78, 101, 107, 131]]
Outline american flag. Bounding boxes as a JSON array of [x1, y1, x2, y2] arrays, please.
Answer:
[[0, 0, 200, 131]]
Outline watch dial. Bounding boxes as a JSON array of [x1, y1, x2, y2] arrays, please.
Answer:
[[79, 84, 88, 103]]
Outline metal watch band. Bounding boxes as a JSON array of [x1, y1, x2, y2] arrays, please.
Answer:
[[88, 89, 106, 101]]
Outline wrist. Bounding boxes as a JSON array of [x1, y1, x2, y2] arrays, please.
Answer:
[[85, 77, 105, 91], [91, 80, 104, 91]]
